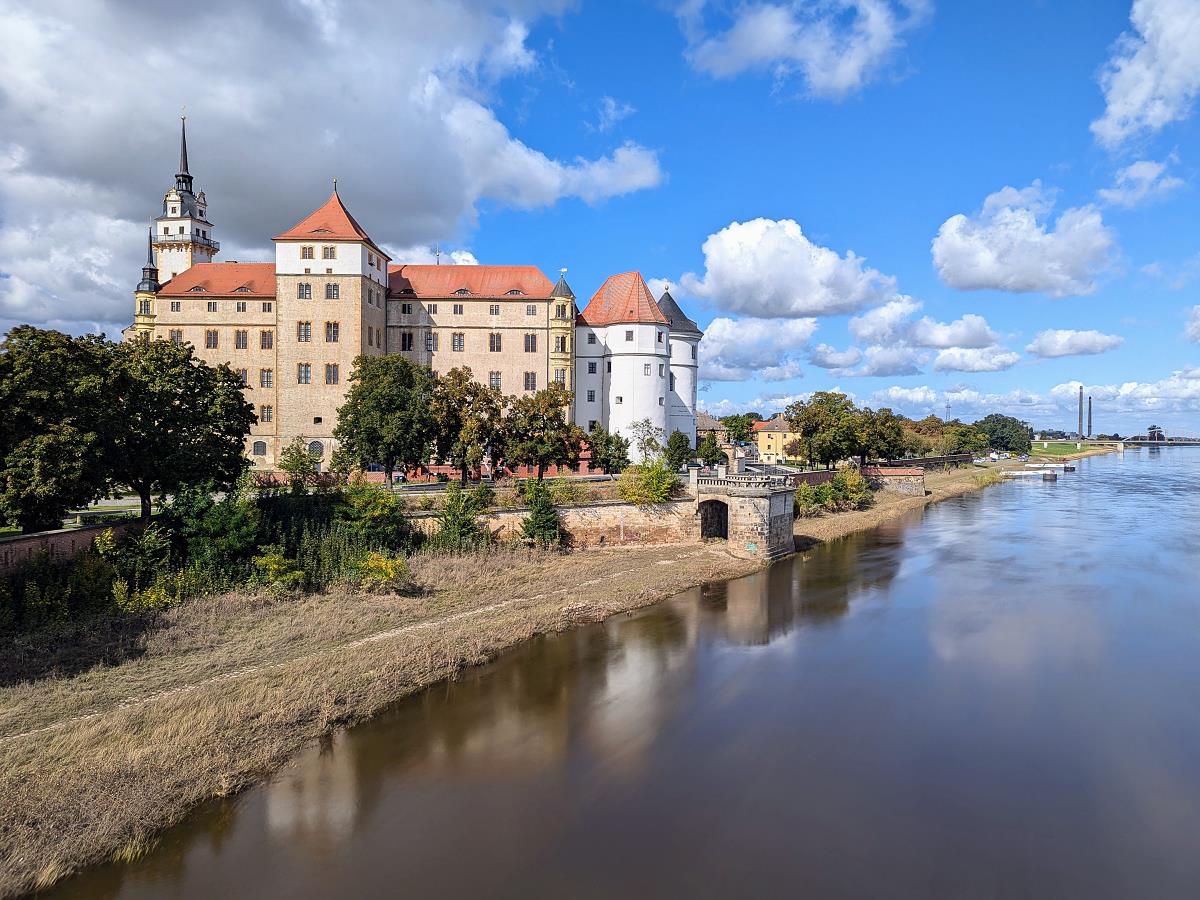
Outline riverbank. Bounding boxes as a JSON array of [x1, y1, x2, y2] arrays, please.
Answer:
[[1030, 442, 1117, 461], [0, 464, 1006, 898]]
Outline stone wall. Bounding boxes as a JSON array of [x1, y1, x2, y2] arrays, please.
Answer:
[[862, 466, 926, 496], [0, 520, 142, 575]]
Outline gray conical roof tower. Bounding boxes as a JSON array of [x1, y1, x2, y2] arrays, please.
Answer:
[[175, 116, 193, 193], [551, 269, 575, 299], [136, 226, 160, 292], [657, 289, 701, 335]]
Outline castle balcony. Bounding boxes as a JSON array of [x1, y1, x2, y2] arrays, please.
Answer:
[[153, 233, 220, 251]]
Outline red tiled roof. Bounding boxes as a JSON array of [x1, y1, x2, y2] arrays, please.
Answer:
[[577, 271, 668, 327], [273, 190, 387, 256], [753, 417, 791, 433], [158, 262, 276, 297], [387, 264, 554, 299]]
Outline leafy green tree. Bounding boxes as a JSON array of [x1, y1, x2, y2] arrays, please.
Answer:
[[721, 413, 756, 443], [587, 424, 631, 475], [616, 457, 679, 506], [431, 481, 486, 550], [974, 413, 1033, 454], [938, 420, 990, 455], [0, 327, 116, 532], [664, 430, 693, 471], [278, 437, 320, 495], [429, 366, 507, 483], [786, 391, 859, 469], [336, 475, 411, 548], [852, 407, 906, 466], [628, 417, 665, 461], [109, 337, 255, 519], [504, 383, 584, 480], [165, 477, 261, 565], [335, 355, 436, 484], [697, 431, 726, 467], [520, 479, 561, 547]]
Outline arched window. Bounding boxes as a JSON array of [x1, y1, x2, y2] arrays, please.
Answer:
[[308, 441, 324, 457], [252, 440, 267, 456]]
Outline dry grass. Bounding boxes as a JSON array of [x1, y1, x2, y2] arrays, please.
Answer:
[[0, 542, 759, 899]]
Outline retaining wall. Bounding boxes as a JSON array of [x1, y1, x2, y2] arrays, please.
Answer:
[[862, 466, 926, 496], [0, 520, 142, 575]]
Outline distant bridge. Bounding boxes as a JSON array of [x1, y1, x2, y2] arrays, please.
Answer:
[[1038, 439, 1200, 449]]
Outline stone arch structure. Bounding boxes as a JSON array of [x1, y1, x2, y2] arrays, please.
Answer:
[[690, 471, 796, 561], [698, 499, 729, 540]]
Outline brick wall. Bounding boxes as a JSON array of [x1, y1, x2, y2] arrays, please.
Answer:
[[0, 521, 142, 575]]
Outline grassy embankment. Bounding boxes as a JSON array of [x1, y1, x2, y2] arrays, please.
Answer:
[[0, 463, 1006, 898], [1030, 441, 1116, 460]]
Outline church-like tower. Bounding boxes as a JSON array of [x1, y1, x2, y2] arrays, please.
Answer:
[[549, 269, 576, 414], [128, 227, 160, 339], [153, 117, 219, 281]]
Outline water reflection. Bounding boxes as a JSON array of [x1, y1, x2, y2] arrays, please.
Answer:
[[49, 450, 1200, 899]]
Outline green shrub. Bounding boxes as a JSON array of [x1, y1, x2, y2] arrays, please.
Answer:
[[616, 458, 679, 506], [469, 482, 496, 511], [794, 482, 821, 518], [336, 477, 411, 549], [166, 481, 261, 567], [428, 482, 488, 552], [834, 470, 873, 510], [252, 545, 305, 592], [520, 480, 562, 548], [354, 551, 413, 593], [547, 478, 590, 505]]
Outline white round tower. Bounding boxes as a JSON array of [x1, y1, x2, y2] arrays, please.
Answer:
[[657, 288, 702, 445]]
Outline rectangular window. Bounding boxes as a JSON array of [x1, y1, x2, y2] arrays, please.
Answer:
[[554, 335, 567, 353], [489, 304, 501, 316], [523, 371, 537, 391], [526, 304, 537, 316], [138, 299, 151, 316], [658, 397, 665, 406], [325, 321, 339, 342], [659, 364, 665, 377], [297, 321, 311, 342], [691, 345, 697, 360], [169, 329, 182, 345], [260, 330, 274, 349], [236, 368, 248, 385], [657, 331, 664, 343], [401, 302, 413, 315], [235, 329, 248, 349], [260, 404, 273, 423], [325, 283, 339, 300], [587, 362, 597, 374], [488, 332, 502, 352], [260, 368, 273, 388], [554, 368, 566, 385], [236, 301, 247, 313], [453, 303, 464, 315], [555, 303, 567, 319], [325, 364, 339, 385], [301, 246, 314, 259], [204, 329, 218, 349], [425, 332, 438, 352], [297, 363, 311, 384], [524, 333, 537, 353], [401, 331, 414, 352], [615, 395, 623, 404], [207, 301, 218, 313], [170, 301, 181, 312], [297, 283, 311, 300], [588, 420, 598, 432], [322, 246, 336, 259], [643, 363, 651, 376], [587, 389, 596, 403], [452, 332, 464, 352], [489, 371, 502, 390], [587, 333, 596, 344], [367, 325, 374, 347], [263, 301, 273, 313], [428, 303, 438, 314], [625, 330, 634, 341], [606, 360, 612, 373]]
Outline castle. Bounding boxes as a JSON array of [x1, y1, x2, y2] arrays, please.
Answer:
[[127, 121, 702, 468]]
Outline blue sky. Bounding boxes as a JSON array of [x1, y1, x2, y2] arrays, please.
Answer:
[[2, 0, 1199, 434]]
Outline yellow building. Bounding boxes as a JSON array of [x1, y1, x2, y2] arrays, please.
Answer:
[[752, 414, 799, 464]]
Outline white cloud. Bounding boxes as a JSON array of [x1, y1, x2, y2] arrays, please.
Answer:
[[847, 295, 920, 344], [679, 0, 932, 100], [680, 218, 897, 317], [1091, 0, 1200, 146], [1098, 157, 1185, 207], [856, 344, 926, 377], [699, 387, 856, 417], [0, 0, 661, 332], [809, 343, 864, 369], [870, 385, 938, 406], [698, 316, 819, 381], [932, 181, 1117, 297], [383, 244, 479, 266], [933, 346, 1021, 373], [594, 96, 636, 132], [1025, 329, 1125, 358], [1186, 306, 1200, 341]]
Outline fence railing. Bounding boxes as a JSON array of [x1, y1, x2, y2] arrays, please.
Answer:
[[877, 453, 973, 469]]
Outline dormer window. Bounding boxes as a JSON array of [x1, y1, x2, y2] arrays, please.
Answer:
[[234, 286, 251, 293], [399, 288, 416, 295], [454, 288, 471, 295], [188, 285, 207, 292], [199, 209, 205, 218], [506, 289, 523, 295], [170, 207, 177, 215]]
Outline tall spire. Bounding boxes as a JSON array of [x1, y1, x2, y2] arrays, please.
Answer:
[[175, 115, 193, 193], [146, 224, 155, 266], [137, 224, 160, 292]]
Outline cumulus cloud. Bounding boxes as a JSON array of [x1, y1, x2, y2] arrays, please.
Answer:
[[1091, 0, 1200, 146], [383, 244, 480, 266], [0, 0, 661, 333], [932, 346, 1021, 373], [679, 0, 932, 99], [680, 218, 897, 317], [932, 181, 1117, 297], [856, 345, 926, 377], [809, 343, 864, 369], [699, 387, 857, 417], [698, 316, 819, 381], [1025, 329, 1125, 358], [847, 296, 998, 349], [870, 385, 938, 406], [1098, 157, 1185, 207]]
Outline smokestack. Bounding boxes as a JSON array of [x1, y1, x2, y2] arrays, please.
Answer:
[[1078, 385, 1084, 438], [1088, 396, 1093, 438]]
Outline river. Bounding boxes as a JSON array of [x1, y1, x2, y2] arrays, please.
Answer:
[[49, 449, 1200, 898]]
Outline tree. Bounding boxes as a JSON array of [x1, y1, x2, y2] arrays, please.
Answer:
[[785, 392, 859, 469], [721, 413, 755, 444], [588, 424, 631, 475], [334, 355, 436, 484], [504, 383, 585, 480], [431, 481, 485, 550], [975, 413, 1032, 453], [616, 457, 679, 506], [938, 420, 990, 455], [628, 417, 665, 461], [520, 479, 561, 547], [429, 366, 507, 483], [278, 437, 321, 494], [0, 326, 115, 532], [852, 407, 906, 467], [697, 431, 726, 467], [664, 430, 693, 471], [108, 337, 255, 519]]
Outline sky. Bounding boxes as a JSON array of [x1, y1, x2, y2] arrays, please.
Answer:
[[2, 0, 1199, 436]]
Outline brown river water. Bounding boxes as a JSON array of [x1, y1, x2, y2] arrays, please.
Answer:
[[47, 449, 1200, 898]]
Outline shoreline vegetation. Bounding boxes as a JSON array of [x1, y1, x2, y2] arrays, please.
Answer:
[[0, 462, 1007, 898]]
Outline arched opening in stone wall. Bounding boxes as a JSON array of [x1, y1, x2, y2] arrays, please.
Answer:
[[699, 499, 729, 540]]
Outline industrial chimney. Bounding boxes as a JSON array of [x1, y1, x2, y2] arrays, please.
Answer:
[[1078, 385, 1084, 438], [1087, 396, 1093, 438]]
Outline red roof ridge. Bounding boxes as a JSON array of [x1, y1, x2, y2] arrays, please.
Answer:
[[273, 190, 388, 258], [387, 264, 554, 299], [578, 271, 668, 327], [158, 262, 276, 297]]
